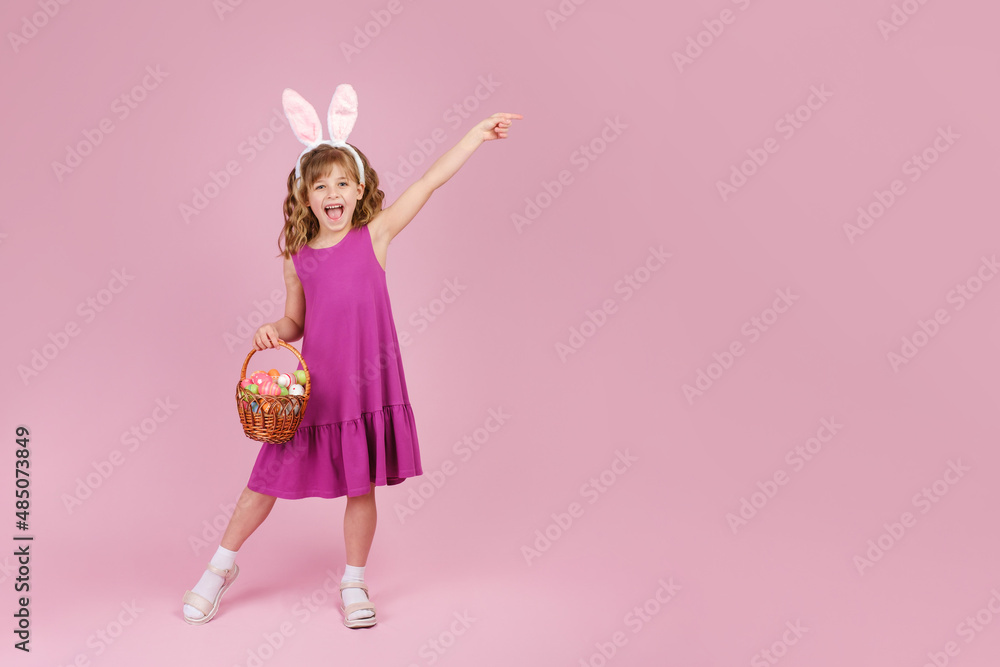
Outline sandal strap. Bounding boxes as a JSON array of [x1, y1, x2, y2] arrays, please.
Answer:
[[344, 601, 375, 615], [339, 581, 368, 594], [182, 590, 213, 616], [206, 563, 233, 578]]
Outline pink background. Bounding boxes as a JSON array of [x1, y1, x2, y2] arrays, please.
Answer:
[[2, 0, 1000, 665]]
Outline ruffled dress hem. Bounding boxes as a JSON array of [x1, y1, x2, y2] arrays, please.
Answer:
[[247, 403, 423, 500]]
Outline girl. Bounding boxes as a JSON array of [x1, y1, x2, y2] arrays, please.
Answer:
[[182, 84, 521, 629]]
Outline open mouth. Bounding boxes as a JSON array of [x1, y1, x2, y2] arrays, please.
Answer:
[[324, 204, 344, 221]]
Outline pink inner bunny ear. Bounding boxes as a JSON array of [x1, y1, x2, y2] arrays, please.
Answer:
[[327, 84, 358, 143], [282, 88, 323, 146]]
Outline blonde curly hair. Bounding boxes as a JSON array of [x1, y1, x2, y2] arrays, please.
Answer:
[[277, 143, 385, 259]]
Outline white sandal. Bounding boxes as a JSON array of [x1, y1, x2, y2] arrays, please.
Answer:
[[339, 580, 377, 628], [182, 563, 240, 625]]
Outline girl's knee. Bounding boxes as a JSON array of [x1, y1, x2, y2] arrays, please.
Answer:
[[347, 483, 376, 501], [239, 486, 276, 508]]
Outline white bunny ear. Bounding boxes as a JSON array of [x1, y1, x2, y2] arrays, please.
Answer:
[[327, 84, 359, 143], [282, 88, 323, 146]]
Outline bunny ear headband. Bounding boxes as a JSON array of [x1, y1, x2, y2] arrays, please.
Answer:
[[282, 83, 366, 186]]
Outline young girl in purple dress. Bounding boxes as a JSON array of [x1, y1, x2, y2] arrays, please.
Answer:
[[181, 84, 521, 629]]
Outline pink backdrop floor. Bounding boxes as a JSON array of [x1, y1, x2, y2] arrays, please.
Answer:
[[2, 0, 999, 665]]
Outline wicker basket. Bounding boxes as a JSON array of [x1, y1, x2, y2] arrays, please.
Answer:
[[236, 340, 311, 444]]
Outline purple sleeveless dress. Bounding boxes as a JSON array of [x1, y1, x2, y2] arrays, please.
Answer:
[[247, 224, 422, 499]]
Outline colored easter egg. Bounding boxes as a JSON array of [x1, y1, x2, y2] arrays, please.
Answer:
[[268, 368, 280, 378], [295, 370, 307, 384], [250, 401, 259, 413], [246, 384, 258, 394], [289, 384, 305, 396], [240, 378, 253, 389], [262, 380, 282, 396], [251, 372, 270, 385], [277, 373, 293, 387], [280, 387, 289, 396]]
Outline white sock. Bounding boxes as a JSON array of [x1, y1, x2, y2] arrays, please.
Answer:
[[341, 564, 374, 621], [184, 546, 238, 620]]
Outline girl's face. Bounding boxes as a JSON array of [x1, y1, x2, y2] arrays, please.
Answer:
[[307, 165, 364, 236]]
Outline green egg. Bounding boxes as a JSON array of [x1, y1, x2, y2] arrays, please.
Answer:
[[295, 370, 307, 384], [280, 387, 289, 396], [247, 384, 258, 394]]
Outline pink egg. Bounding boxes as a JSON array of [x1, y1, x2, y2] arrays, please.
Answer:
[[259, 380, 282, 396], [240, 378, 253, 389], [251, 371, 271, 385]]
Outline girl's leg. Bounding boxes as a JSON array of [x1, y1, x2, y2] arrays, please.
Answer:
[[344, 482, 377, 565], [183, 486, 276, 621], [221, 486, 278, 550], [341, 482, 377, 622]]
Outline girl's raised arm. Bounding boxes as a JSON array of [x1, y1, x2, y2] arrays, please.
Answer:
[[373, 112, 523, 244]]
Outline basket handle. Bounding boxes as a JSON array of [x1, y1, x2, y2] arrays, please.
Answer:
[[239, 339, 311, 394]]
